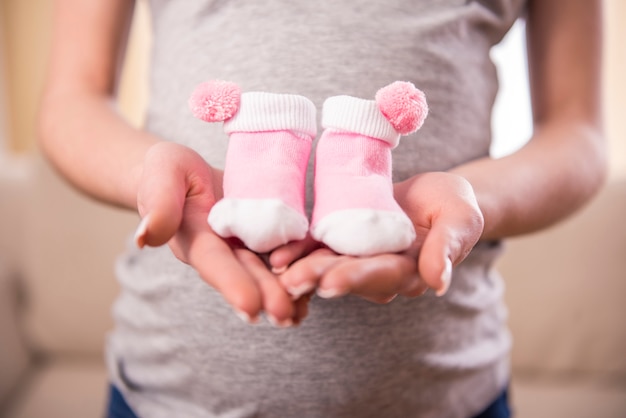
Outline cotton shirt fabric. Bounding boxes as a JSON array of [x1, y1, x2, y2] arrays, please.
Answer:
[[107, 0, 526, 417]]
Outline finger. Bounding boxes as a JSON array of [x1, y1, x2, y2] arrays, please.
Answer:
[[135, 144, 202, 248], [418, 209, 483, 296], [135, 169, 186, 248], [318, 254, 417, 303], [399, 274, 430, 298], [417, 226, 453, 296], [234, 249, 295, 327], [279, 248, 347, 299], [179, 228, 264, 322], [269, 234, 321, 274], [292, 292, 312, 326]]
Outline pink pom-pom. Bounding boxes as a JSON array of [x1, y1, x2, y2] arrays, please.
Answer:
[[188, 80, 242, 122], [375, 81, 428, 135]]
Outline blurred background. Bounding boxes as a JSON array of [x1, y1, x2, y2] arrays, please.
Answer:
[[0, 1, 624, 417]]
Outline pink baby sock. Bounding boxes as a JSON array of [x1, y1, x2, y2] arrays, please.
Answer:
[[310, 81, 428, 256], [189, 80, 317, 253]]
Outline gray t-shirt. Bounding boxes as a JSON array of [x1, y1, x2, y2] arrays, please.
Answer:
[[107, 1, 525, 417]]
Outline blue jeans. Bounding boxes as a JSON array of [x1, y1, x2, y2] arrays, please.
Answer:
[[106, 385, 511, 418], [106, 385, 139, 418], [473, 388, 511, 418]]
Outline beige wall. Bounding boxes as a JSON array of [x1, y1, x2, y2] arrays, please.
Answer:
[[0, 0, 53, 153], [0, 0, 149, 153], [0, 1, 624, 177], [603, 0, 626, 179], [115, 0, 151, 129]]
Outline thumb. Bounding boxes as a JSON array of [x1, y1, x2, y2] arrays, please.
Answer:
[[417, 212, 483, 296], [417, 225, 455, 297], [134, 145, 187, 248]]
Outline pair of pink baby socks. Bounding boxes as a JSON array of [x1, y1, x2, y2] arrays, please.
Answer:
[[189, 80, 428, 256]]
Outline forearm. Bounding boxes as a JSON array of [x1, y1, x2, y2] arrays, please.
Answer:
[[37, 0, 151, 209], [451, 118, 606, 240], [453, 0, 606, 241], [38, 90, 159, 209]]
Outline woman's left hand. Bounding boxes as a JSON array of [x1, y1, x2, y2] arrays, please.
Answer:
[[273, 172, 484, 303]]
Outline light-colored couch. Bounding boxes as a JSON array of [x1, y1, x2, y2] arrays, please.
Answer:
[[1, 155, 625, 418]]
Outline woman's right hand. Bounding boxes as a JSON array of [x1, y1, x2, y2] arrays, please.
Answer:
[[134, 142, 300, 326]]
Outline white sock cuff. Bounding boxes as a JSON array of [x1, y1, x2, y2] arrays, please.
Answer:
[[322, 96, 400, 148], [224, 92, 317, 138]]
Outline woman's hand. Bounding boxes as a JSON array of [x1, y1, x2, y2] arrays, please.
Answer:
[[274, 172, 484, 303], [393, 171, 485, 294], [134, 142, 301, 326], [277, 245, 426, 304]]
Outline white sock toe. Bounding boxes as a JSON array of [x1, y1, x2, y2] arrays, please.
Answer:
[[208, 198, 308, 253], [311, 209, 416, 256]]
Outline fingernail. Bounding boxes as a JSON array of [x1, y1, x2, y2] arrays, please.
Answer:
[[288, 283, 314, 300], [403, 275, 428, 296], [316, 287, 345, 299], [267, 314, 293, 328], [234, 310, 259, 324], [271, 265, 288, 275], [436, 258, 452, 297], [133, 214, 151, 248]]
